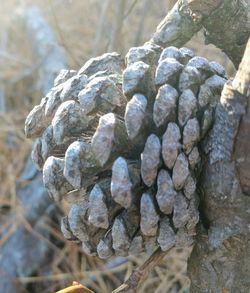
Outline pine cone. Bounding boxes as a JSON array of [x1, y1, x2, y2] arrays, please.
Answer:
[[25, 45, 227, 258]]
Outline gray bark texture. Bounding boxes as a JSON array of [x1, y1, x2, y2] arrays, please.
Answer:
[[149, 1, 250, 291], [151, 0, 250, 68], [188, 38, 250, 293], [23, 1, 250, 292]]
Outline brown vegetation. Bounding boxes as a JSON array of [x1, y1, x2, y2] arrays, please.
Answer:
[[0, 1, 238, 292]]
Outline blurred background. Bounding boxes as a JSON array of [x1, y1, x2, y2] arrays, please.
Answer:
[[0, 1, 235, 292]]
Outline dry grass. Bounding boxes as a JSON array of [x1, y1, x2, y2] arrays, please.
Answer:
[[0, 1, 235, 292]]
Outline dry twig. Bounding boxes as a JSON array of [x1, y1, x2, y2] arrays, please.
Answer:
[[112, 247, 173, 292]]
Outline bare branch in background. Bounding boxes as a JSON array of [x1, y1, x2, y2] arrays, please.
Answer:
[[0, 88, 5, 113], [166, 0, 177, 11], [48, 0, 80, 67], [134, 0, 150, 46], [123, 0, 139, 20], [0, 5, 67, 293], [0, 28, 7, 112], [21, 6, 67, 95], [2, 1, 250, 292], [92, 0, 111, 56], [108, 0, 126, 53]]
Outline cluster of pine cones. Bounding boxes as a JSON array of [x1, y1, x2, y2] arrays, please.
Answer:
[[25, 43, 227, 258]]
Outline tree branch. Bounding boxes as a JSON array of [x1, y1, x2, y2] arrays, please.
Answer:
[[233, 38, 250, 194], [151, 0, 250, 68], [112, 247, 172, 293], [150, 1, 202, 48], [188, 38, 250, 292]]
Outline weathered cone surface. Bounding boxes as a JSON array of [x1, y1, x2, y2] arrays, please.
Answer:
[[25, 46, 227, 258]]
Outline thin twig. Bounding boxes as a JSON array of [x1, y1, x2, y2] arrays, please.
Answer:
[[48, 0, 79, 67], [123, 0, 139, 20], [134, 0, 150, 46], [0, 28, 7, 112], [18, 262, 129, 283], [108, 0, 126, 53], [92, 0, 111, 56], [112, 247, 173, 293], [0, 51, 31, 66]]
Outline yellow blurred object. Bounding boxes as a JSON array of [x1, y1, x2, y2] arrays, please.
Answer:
[[55, 282, 94, 293]]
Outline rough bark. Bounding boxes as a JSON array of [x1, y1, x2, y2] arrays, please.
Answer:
[[22, 1, 250, 292], [147, 3, 250, 289], [151, 0, 250, 68], [188, 39, 250, 292]]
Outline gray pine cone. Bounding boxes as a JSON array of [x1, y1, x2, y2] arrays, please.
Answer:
[[25, 45, 227, 258]]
